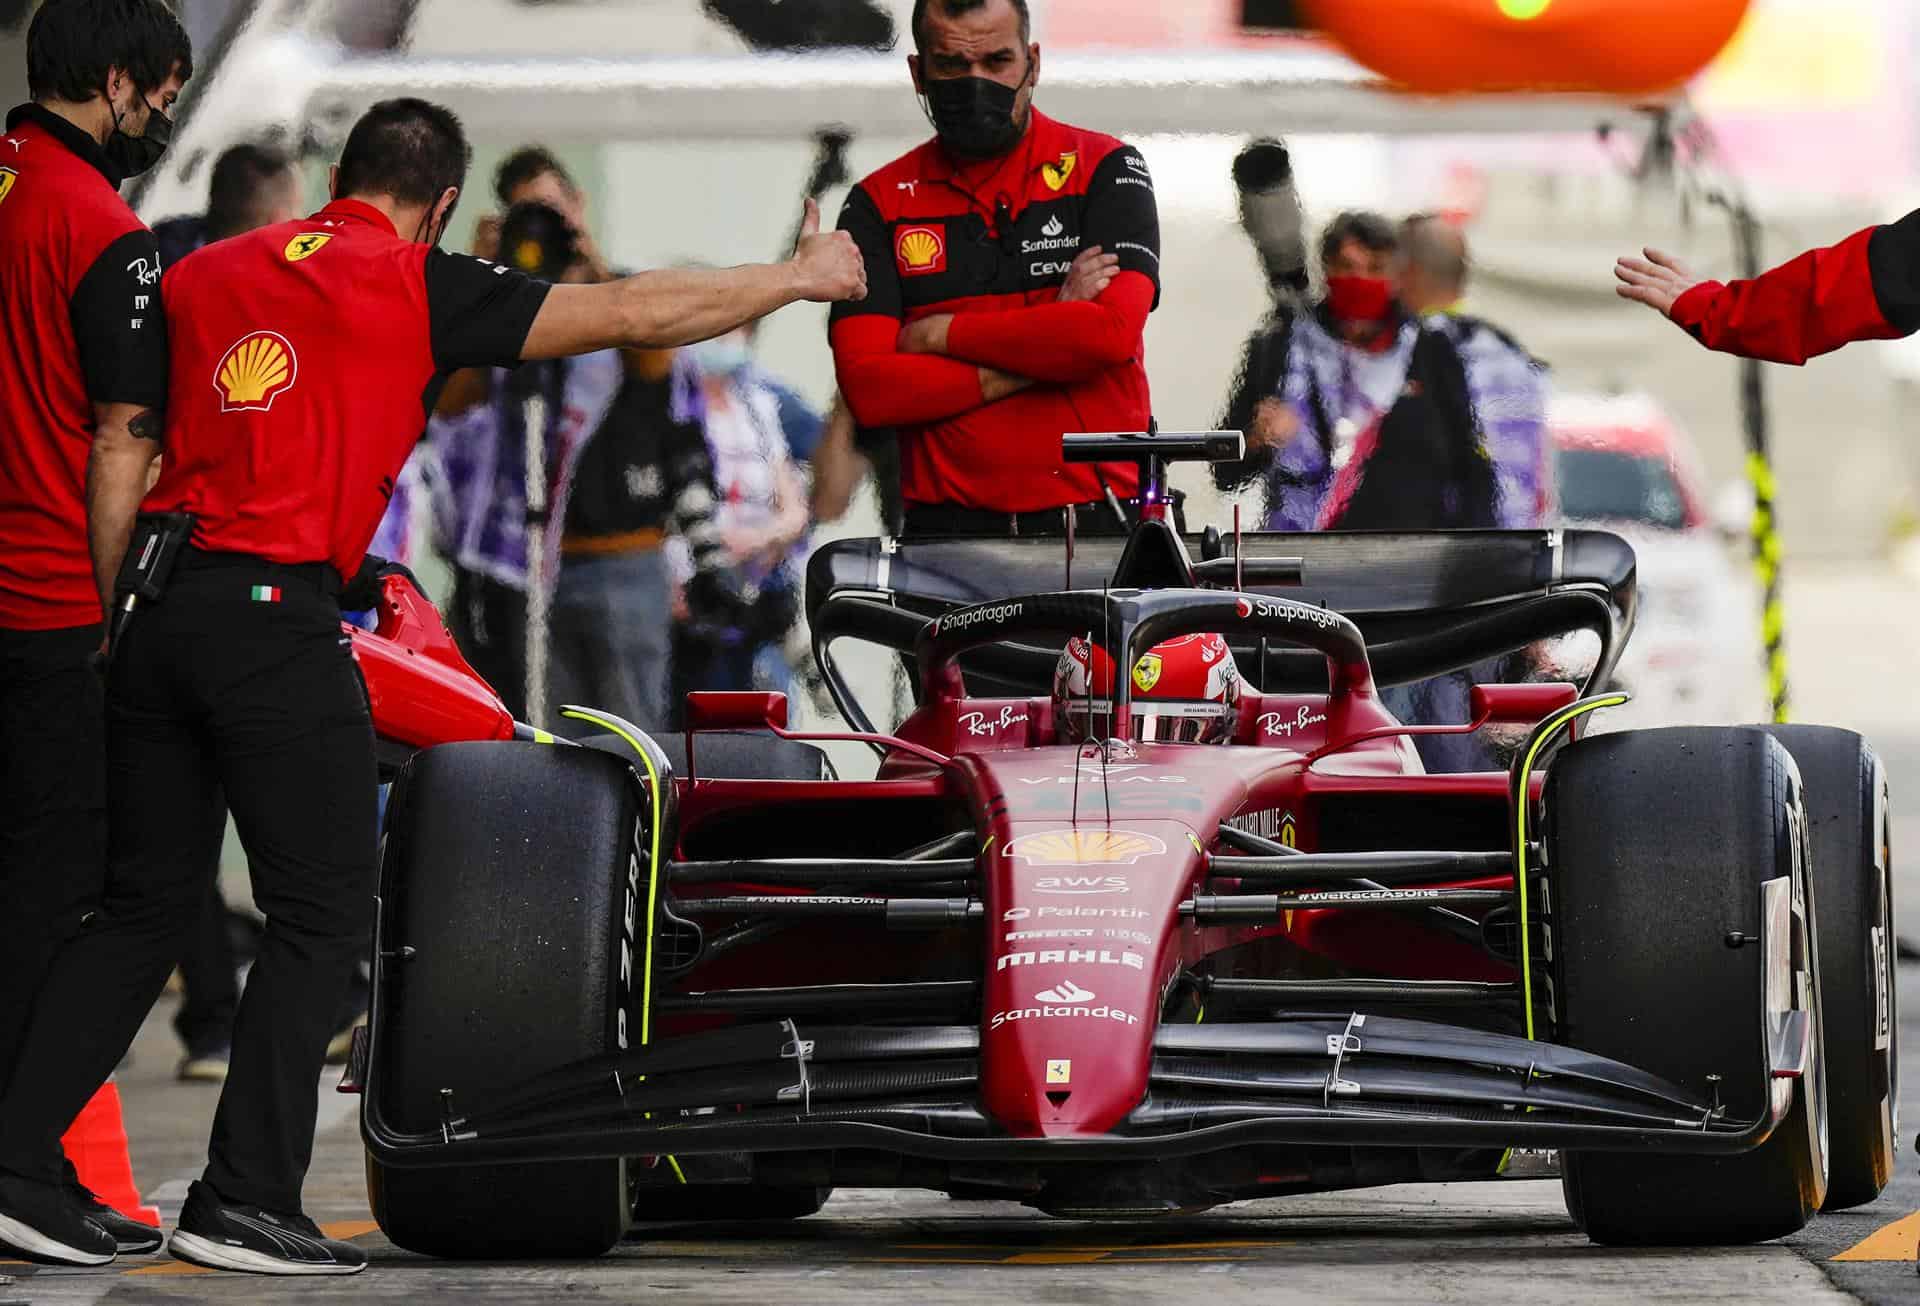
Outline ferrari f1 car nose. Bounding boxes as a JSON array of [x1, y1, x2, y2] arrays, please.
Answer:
[[981, 818, 1196, 1137]]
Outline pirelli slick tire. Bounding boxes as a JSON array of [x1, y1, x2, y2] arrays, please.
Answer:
[[630, 1184, 831, 1222], [1546, 727, 1828, 1246], [368, 741, 645, 1260], [1757, 725, 1897, 1210]]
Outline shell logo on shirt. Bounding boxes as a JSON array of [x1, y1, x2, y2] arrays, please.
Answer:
[[283, 232, 332, 262], [215, 331, 298, 413], [1041, 152, 1077, 191], [0, 168, 16, 208], [895, 225, 946, 276]]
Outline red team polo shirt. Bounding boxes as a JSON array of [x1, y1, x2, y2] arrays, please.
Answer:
[[830, 108, 1161, 512], [0, 106, 169, 630], [147, 199, 549, 582]]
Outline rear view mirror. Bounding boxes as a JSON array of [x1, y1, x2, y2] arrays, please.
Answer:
[[1471, 683, 1578, 725], [684, 691, 788, 734]]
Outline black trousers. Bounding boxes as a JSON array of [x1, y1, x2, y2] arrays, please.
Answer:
[[174, 878, 241, 1053], [0, 560, 378, 1213], [0, 623, 106, 1092]]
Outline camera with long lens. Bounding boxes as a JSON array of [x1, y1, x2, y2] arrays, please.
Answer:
[[498, 200, 579, 283]]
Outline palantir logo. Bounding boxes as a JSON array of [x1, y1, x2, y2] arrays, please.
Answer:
[[1036, 980, 1093, 1004]]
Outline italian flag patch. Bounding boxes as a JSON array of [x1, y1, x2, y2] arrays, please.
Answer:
[[250, 585, 282, 603]]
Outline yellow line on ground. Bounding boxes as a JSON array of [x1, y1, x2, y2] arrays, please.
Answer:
[[1002, 1250, 1110, 1263], [892, 1239, 1285, 1252], [1832, 1209, 1920, 1261]]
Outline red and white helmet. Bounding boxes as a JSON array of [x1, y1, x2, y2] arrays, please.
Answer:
[[1052, 632, 1242, 745]]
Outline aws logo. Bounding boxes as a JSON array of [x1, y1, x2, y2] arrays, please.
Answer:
[[215, 331, 297, 413], [283, 233, 331, 262], [895, 224, 946, 276], [0, 168, 16, 208]]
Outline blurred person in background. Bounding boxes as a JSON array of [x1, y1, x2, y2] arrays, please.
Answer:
[[1399, 212, 1549, 529], [1215, 137, 1311, 494], [554, 340, 731, 733], [1214, 210, 1500, 533], [426, 200, 622, 721], [428, 148, 622, 719], [151, 141, 299, 266], [671, 325, 815, 705]]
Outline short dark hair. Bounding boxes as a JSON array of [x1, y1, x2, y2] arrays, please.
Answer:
[[494, 146, 574, 208], [1401, 212, 1470, 296], [911, 0, 1030, 52], [334, 97, 471, 210], [205, 142, 294, 240], [1319, 210, 1398, 267], [27, 0, 193, 103]]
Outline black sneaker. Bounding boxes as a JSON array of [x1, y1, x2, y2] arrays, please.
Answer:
[[168, 1181, 365, 1276], [0, 1172, 116, 1266], [76, 1194, 163, 1255]]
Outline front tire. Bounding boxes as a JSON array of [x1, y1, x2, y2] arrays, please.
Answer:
[[1758, 725, 1896, 1210], [1546, 727, 1827, 1245], [367, 741, 645, 1259]]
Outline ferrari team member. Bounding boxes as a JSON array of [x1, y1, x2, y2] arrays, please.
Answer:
[[0, 0, 190, 1262], [0, 96, 865, 1274], [830, 0, 1163, 537], [1615, 220, 1920, 363]]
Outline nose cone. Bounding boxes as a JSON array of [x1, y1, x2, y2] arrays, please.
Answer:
[[980, 821, 1195, 1136]]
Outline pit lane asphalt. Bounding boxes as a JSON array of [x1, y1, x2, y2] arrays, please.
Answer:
[[8, 564, 1920, 1304]]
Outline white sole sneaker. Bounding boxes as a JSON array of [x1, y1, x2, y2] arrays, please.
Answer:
[[169, 1229, 367, 1276], [0, 1209, 115, 1266]]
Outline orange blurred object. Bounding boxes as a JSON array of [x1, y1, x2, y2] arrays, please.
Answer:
[[61, 1078, 160, 1228], [1298, 0, 1753, 96]]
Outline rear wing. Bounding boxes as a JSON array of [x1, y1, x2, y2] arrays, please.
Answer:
[[805, 529, 1637, 732]]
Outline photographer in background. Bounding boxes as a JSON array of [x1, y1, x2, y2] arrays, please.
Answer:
[[427, 199, 621, 720], [670, 323, 815, 707]]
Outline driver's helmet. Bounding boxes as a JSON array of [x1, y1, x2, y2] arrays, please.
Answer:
[[1052, 632, 1242, 744]]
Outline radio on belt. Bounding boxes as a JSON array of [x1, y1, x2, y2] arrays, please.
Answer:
[[108, 511, 196, 652]]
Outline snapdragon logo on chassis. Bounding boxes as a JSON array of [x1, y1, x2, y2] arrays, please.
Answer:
[[934, 601, 1023, 636]]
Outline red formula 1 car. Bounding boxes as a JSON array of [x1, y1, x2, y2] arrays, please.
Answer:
[[346, 432, 1896, 1259]]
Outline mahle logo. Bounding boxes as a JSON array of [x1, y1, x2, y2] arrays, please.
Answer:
[[215, 331, 298, 412]]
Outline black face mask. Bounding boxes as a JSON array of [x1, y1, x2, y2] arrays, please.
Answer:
[[105, 97, 172, 179], [923, 60, 1031, 160]]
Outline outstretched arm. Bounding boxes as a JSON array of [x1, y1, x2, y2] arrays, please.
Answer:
[[521, 200, 866, 359], [1616, 213, 1920, 364]]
